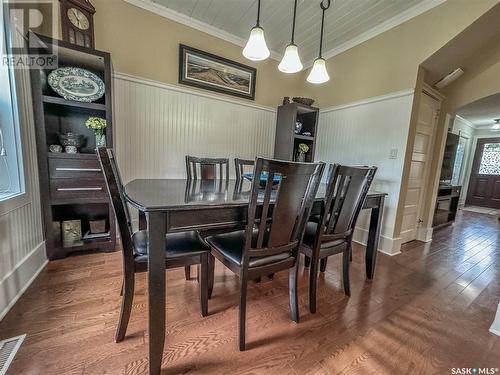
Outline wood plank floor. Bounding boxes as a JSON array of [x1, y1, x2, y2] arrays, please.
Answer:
[[1, 210, 499, 374]]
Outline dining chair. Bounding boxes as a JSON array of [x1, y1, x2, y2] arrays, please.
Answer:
[[97, 148, 213, 343], [206, 157, 325, 350], [184, 155, 230, 280], [301, 164, 377, 313], [185, 155, 230, 180], [234, 158, 255, 181]]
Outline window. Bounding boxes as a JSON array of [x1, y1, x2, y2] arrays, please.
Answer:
[[0, 4, 25, 202], [478, 143, 500, 175], [451, 135, 467, 185]]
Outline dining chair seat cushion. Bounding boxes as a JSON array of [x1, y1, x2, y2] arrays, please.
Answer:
[[302, 222, 347, 250], [132, 230, 209, 262], [206, 230, 291, 268]]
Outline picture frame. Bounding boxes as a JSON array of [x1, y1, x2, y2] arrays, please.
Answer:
[[179, 44, 257, 100]]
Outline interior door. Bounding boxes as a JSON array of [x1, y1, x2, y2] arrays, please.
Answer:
[[466, 138, 500, 209], [400, 92, 440, 243]]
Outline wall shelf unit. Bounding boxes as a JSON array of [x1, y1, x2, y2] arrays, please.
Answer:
[[273, 103, 319, 162], [30, 35, 116, 260]]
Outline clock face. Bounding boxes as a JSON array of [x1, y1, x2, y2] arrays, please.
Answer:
[[67, 7, 89, 30]]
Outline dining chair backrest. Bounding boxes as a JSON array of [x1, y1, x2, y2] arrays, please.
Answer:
[[186, 155, 229, 180], [97, 148, 135, 262], [234, 158, 255, 180], [243, 158, 325, 267], [319, 164, 377, 244]]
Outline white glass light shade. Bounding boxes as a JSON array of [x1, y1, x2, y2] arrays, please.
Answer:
[[493, 123, 500, 130], [278, 44, 303, 73], [307, 58, 330, 84], [242, 26, 270, 61]]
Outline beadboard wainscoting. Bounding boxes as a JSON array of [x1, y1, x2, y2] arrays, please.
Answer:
[[113, 73, 276, 184], [0, 62, 46, 320], [317, 90, 415, 255]]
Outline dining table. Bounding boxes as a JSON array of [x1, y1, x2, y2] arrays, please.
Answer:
[[123, 178, 387, 374]]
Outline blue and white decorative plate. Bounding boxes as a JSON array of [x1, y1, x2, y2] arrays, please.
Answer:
[[48, 67, 105, 102]]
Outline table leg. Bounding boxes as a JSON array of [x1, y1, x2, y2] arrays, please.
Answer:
[[365, 196, 384, 280], [147, 211, 167, 375]]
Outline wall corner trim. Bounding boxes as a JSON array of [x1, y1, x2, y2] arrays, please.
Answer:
[[113, 72, 277, 113], [0, 241, 48, 321], [320, 89, 415, 114]]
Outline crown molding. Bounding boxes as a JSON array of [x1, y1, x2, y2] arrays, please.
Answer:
[[122, 0, 282, 61], [304, 0, 447, 68]]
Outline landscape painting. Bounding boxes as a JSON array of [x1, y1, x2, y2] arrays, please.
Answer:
[[179, 45, 256, 100]]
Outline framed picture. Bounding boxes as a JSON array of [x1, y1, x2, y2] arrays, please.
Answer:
[[179, 44, 257, 100]]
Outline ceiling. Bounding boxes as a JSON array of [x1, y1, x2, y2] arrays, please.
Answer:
[[422, 3, 500, 85], [140, 0, 437, 65], [457, 93, 500, 129]]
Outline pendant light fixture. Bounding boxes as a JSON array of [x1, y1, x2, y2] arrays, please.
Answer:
[[278, 0, 303, 73], [307, 0, 331, 84], [243, 0, 270, 61], [493, 119, 500, 130]]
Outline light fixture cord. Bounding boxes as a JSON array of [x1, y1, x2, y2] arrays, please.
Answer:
[[318, 0, 331, 58], [256, 0, 261, 27], [291, 0, 298, 44]]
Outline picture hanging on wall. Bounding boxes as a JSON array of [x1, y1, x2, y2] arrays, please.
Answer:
[[179, 44, 257, 100]]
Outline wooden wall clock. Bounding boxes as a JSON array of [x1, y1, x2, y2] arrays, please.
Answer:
[[60, 0, 95, 49]]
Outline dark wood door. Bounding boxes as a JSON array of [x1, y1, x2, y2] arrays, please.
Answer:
[[466, 137, 500, 208]]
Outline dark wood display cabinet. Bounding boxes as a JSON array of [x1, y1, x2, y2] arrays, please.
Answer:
[[433, 185, 461, 229], [30, 35, 116, 260], [273, 103, 319, 162]]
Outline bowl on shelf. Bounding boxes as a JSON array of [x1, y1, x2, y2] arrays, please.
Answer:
[[292, 97, 315, 106], [58, 132, 85, 149]]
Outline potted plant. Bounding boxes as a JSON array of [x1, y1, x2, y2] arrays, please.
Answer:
[[296, 143, 309, 162], [86, 117, 107, 148]]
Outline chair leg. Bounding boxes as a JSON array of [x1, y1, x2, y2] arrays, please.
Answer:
[[115, 273, 134, 342], [239, 276, 248, 351], [199, 255, 209, 317], [289, 263, 299, 323], [343, 247, 351, 296], [208, 253, 215, 299], [350, 247, 353, 262], [184, 266, 191, 280], [304, 255, 311, 267], [320, 258, 328, 272], [309, 256, 319, 313]]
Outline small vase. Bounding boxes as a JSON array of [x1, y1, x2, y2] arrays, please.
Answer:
[[95, 130, 106, 148], [296, 152, 306, 162]]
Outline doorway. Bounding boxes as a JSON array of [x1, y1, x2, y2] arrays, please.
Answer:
[[400, 90, 441, 243], [466, 137, 500, 208]]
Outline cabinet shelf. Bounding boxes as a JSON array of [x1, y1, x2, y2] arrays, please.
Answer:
[[294, 134, 315, 141], [43, 95, 106, 111], [274, 103, 319, 162]]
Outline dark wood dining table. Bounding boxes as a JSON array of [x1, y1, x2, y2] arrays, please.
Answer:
[[123, 178, 386, 375]]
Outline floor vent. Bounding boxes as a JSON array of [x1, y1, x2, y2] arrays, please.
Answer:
[[0, 334, 26, 375]]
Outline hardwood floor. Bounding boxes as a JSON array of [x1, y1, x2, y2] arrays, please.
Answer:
[[1, 210, 499, 374]]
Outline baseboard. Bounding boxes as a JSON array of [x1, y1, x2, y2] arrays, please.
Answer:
[[352, 227, 402, 256], [417, 226, 433, 242], [0, 241, 48, 321]]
